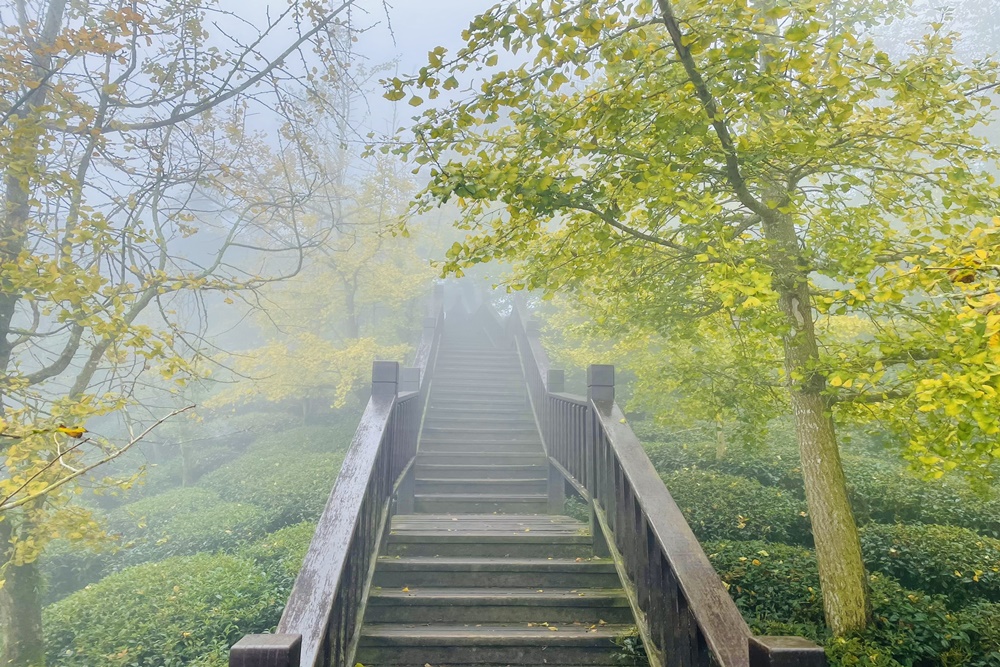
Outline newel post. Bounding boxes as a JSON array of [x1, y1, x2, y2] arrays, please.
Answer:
[[371, 361, 399, 397], [586, 364, 614, 557], [230, 634, 301, 667], [373, 361, 414, 515]]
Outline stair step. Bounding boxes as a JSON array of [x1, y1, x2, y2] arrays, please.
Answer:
[[386, 532, 591, 558], [435, 360, 520, 369], [426, 405, 532, 414], [421, 429, 541, 443], [434, 366, 524, 375], [414, 494, 549, 514], [416, 452, 547, 465], [424, 416, 536, 427], [427, 403, 530, 415], [390, 514, 584, 530], [366, 587, 631, 624], [415, 479, 548, 494], [356, 623, 626, 665], [432, 390, 526, 401], [374, 557, 621, 588], [415, 463, 547, 479], [435, 368, 522, 377], [419, 441, 543, 454]]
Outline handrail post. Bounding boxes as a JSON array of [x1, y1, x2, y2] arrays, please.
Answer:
[[545, 368, 566, 513], [372, 361, 399, 397], [587, 364, 614, 558], [431, 282, 445, 315], [230, 634, 301, 667]]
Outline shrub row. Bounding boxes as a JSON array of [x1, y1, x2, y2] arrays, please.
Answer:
[[44, 523, 318, 667], [44, 488, 269, 603], [860, 523, 1000, 608], [661, 470, 812, 545], [706, 540, 1000, 667], [198, 449, 346, 529], [45, 553, 285, 667], [644, 436, 1000, 539]]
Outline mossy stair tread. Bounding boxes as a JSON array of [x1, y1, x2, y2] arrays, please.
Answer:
[[359, 623, 630, 644], [391, 514, 586, 532], [376, 557, 615, 572], [369, 587, 627, 604]]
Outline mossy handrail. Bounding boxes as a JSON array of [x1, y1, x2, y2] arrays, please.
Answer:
[[229, 303, 444, 667], [508, 297, 825, 667]]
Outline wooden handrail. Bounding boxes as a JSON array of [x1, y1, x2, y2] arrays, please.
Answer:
[[230, 306, 444, 667], [508, 298, 825, 667]]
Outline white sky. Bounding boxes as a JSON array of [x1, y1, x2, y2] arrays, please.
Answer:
[[352, 0, 496, 132]]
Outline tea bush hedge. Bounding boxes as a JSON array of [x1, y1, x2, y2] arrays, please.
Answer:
[[45, 553, 283, 667], [861, 523, 1000, 607], [663, 470, 812, 545], [199, 450, 345, 529]]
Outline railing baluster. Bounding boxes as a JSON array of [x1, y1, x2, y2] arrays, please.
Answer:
[[230, 303, 443, 667], [505, 301, 826, 667]]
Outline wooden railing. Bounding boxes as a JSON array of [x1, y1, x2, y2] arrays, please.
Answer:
[[508, 299, 826, 667], [230, 306, 444, 667]]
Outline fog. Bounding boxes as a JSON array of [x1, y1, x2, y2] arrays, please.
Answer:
[[2, 1, 999, 666]]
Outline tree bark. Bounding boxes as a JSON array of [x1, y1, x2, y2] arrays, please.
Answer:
[[0, 519, 45, 667], [764, 210, 871, 635]]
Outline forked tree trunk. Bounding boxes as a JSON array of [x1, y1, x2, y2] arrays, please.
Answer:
[[764, 211, 871, 635], [0, 519, 45, 667]]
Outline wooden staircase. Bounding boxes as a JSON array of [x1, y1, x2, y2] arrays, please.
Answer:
[[355, 320, 633, 666]]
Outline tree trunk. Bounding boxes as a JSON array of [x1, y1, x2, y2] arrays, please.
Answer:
[[0, 519, 45, 667], [714, 413, 727, 460], [764, 211, 871, 635]]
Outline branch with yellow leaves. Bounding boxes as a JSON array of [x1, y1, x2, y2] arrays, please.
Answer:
[[0, 405, 194, 513]]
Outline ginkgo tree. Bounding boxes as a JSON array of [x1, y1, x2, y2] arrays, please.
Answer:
[[206, 154, 436, 419], [388, 0, 1000, 636], [541, 293, 785, 457], [0, 0, 361, 662]]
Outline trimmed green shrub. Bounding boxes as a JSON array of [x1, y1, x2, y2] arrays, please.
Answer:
[[199, 451, 345, 529], [824, 637, 903, 667], [611, 627, 648, 667], [240, 522, 317, 590], [246, 424, 354, 457], [44, 553, 283, 667], [564, 496, 590, 523], [706, 540, 825, 626], [706, 540, 984, 666], [45, 488, 268, 601], [862, 573, 972, 666], [957, 602, 1000, 667], [108, 487, 269, 567], [663, 470, 812, 544], [643, 439, 805, 492], [861, 523, 1000, 607], [847, 463, 1000, 538], [42, 538, 114, 605]]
